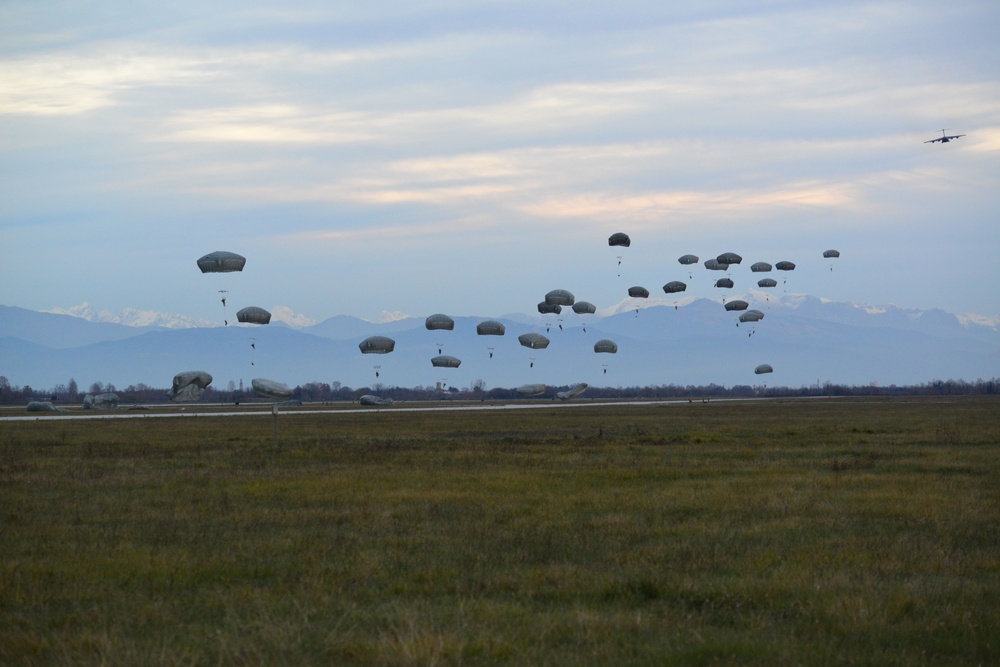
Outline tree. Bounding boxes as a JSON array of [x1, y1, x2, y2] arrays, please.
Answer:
[[68, 378, 78, 397]]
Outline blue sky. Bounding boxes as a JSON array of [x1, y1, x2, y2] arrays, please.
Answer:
[[2, 0, 998, 326]]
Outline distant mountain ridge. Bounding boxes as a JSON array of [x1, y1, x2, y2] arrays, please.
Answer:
[[1, 298, 997, 391]]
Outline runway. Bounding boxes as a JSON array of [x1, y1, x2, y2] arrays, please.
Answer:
[[0, 395, 833, 422]]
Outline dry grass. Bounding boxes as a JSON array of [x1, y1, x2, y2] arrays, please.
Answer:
[[1, 396, 998, 665]]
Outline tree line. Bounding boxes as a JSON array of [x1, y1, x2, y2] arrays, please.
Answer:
[[0, 375, 997, 406]]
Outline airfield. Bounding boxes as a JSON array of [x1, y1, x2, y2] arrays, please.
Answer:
[[0, 394, 837, 422], [2, 394, 997, 664]]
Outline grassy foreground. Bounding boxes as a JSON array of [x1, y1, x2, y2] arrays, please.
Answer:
[[1, 396, 998, 665]]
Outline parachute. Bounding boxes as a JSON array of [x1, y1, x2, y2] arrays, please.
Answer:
[[724, 300, 749, 311], [360, 395, 394, 406], [663, 281, 687, 294], [431, 355, 462, 368], [518, 333, 550, 349], [704, 259, 728, 271], [717, 252, 742, 265], [237, 306, 271, 325], [608, 232, 631, 247], [775, 261, 796, 271], [27, 401, 62, 412], [556, 383, 588, 400], [516, 383, 546, 397], [572, 301, 597, 314], [359, 336, 395, 354], [824, 249, 840, 271], [678, 254, 699, 265], [197, 251, 246, 273], [83, 393, 119, 410], [739, 310, 765, 322], [476, 320, 505, 336], [168, 370, 213, 402], [628, 286, 649, 298], [715, 278, 734, 289], [750, 262, 772, 272], [754, 364, 774, 375], [198, 251, 245, 325], [593, 339, 618, 353], [757, 278, 777, 288], [545, 289, 575, 306], [252, 378, 293, 400], [537, 302, 562, 315], [425, 313, 455, 330]]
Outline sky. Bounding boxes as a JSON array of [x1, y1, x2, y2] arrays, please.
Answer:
[[2, 0, 999, 327]]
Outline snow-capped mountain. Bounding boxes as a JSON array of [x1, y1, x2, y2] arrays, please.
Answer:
[[2, 296, 998, 391]]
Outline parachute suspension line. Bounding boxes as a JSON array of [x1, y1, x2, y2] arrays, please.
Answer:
[[219, 290, 229, 325], [249, 337, 256, 366]]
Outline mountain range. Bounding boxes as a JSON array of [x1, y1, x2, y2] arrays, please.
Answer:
[[1, 296, 998, 392]]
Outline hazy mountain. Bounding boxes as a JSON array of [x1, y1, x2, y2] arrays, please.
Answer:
[[1, 298, 997, 392], [0, 305, 165, 349]]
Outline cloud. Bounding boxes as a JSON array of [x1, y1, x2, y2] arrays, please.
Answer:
[[0, 47, 216, 115]]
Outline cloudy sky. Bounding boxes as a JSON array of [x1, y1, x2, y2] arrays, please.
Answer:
[[2, 0, 998, 326]]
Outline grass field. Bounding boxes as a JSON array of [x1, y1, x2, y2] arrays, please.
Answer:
[[1, 396, 998, 665]]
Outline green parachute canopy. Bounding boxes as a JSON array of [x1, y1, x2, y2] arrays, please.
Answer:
[[425, 313, 455, 330], [197, 251, 246, 273], [663, 281, 687, 294], [359, 336, 396, 354], [608, 232, 631, 247], [476, 320, 505, 336], [237, 306, 271, 324]]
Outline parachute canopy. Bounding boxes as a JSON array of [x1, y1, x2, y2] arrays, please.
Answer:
[[537, 302, 562, 315], [516, 383, 546, 397], [608, 232, 631, 247], [83, 393, 119, 410], [476, 320, 505, 336], [754, 364, 774, 375], [704, 259, 728, 271], [678, 254, 699, 265], [715, 278, 734, 289], [425, 313, 455, 330], [169, 370, 212, 402], [518, 332, 550, 349], [360, 395, 394, 406], [237, 306, 271, 325], [776, 261, 796, 271], [717, 252, 743, 265], [724, 300, 749, 311], [197, 251, 246, 273], [431, 355, 462, 368], [252, 378, 293, 400], [823, 249, 841, 258], [739, 309, 765, 322], [545, 289, 575, 306], [572, 301, 597, 314], [359, 336, 395, 354], [757, 278, 778, 288], [663, 280, 687, 294], [593, 339, 618, 354], [27, 401, 61, 412], [556, 383, 588, 400], [750, 262, 772, 272], [628, 286, 649, 298]]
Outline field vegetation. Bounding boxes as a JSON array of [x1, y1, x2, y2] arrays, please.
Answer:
[[1, 396, 998, 665]]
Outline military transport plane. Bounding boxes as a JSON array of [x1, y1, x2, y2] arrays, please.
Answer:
[[925, 129, 965, 144]]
